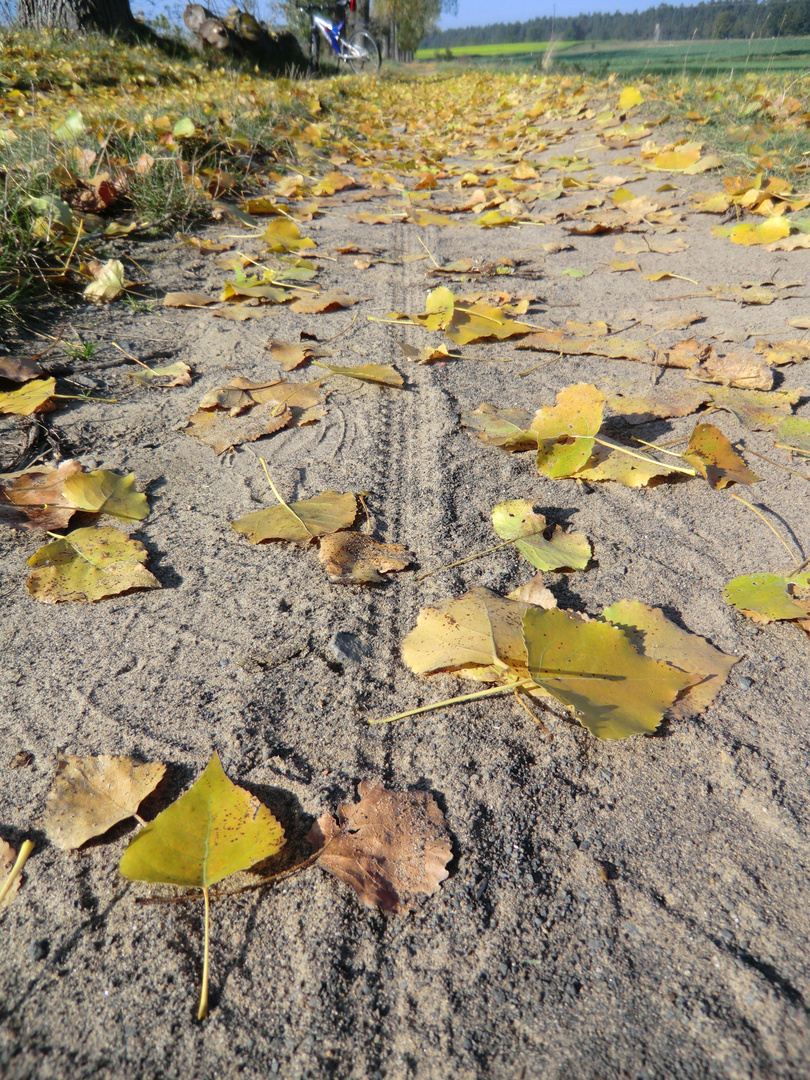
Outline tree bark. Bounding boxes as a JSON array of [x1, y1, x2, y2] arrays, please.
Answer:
[[16, 0, 141, 35]]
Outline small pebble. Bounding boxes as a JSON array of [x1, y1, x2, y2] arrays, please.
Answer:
[[28, 939, 49, 961], [737, 676, 753, 690]]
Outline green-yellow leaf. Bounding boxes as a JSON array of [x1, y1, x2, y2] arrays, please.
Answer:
[[460, 404, 538, 451], [523, 607, 695, 739], [53, 108, 85, 141], [318, 363, 403, 387], [724, 573, 810, 623], [119, 752, 284, 888], [231, 490, 356, 543], [26, 526, 160, 603], [61, 469, 150, 521], [491, 499, 591, 571], [262, 218, 316, 253], [531, 383, 605, 478], [712, 217, 791, 246], [172, 117, 196, 138], [602, 600, 737, 719], [0, 377, 57, 416]]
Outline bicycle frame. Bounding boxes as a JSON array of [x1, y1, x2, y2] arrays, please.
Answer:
[[312, 12, 346, 58]]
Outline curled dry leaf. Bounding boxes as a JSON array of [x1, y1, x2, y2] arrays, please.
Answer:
[[266, 339, 331, 371], [400, 342, 458, 365], [682, 423, 760, 489], [83, 259, 126, 303], [130, 361, 192, 387], [307, 781, 452, 913], [232, 490, 356, 543], [686, 348, 775, 391], [507, 572, 557, 609], [318, 532, 414, 584], [26, 526, 161, 603], [0, 460, 83, 530], [43, 754, 167, 850], [0, 355, 43, 383]]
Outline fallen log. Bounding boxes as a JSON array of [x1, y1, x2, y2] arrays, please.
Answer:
[[182, 4, 307, 71]]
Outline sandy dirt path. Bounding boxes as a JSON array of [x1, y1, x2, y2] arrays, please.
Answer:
[[1, 75, 809, 1080]]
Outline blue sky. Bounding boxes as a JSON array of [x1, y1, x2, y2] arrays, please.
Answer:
[[439, 0, 695, 30]]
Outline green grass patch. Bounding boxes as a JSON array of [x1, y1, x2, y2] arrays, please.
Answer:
[[416, 41, 569, 60], [556, 36, 810, 77]]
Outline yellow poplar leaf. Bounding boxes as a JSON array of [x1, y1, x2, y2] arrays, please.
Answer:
[[618, 86, 644, 110], [460, 404, 538, 451], [576, 444, 681, 487], [476, 210, 515, 228], [120, 752, 284, 887], [262, 218, 316, 253], [707, 385, 801, 432], [402, 586, 529, 683], [317, 363, 403, 388], [231, 490, 356, 543], [26, 526, 160, 603], [61, 469, 149, 521], [609, 259, 640, 273], [531, 383, 605, 478], [0, 839, 23, 909], [724, 572, 810, 623], [681, 423, 760, 489], [83, 259, 126, 303], [602, 600, 737, 719], [400, 343, 457, 365], [518, 330, 654, 364], [650, 146, 701, 172], [523, 607, 695, 739], [688, 348, 774, 392], [446, 305, 533, 346], [491, 499, 591, 571], [0, 377, 57, 416], [318, 532, 414, 583], [42, 754, 166, 850], [130, 361, 192, 387], [713, 218, 792, 246]]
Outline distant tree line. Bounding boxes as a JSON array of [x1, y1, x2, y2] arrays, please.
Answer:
[[420, 0, 810, 47]]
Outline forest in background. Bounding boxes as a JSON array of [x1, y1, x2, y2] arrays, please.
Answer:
[[421, 0, 810, 46]]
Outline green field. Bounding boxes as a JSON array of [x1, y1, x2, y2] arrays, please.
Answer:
[[417, 35, 810, 75], [415, 40, 567, 59]]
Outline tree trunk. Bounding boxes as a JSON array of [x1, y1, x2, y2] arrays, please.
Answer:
[[16, 0, 141, 35], [357, 0, 369, 29]]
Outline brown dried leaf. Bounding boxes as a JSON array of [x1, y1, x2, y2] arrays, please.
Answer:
[[507, 572, 558, 609], [318, 532, 414, 584], [687, 348, 775, 391], [43, 754, 166, 850], [266, 339, 331, 371], [185, 404, 293, 454], [682, 423, 760, 489], [606, 385, 711, 423], [518, 330, 654, 365], [163, 292, 216, 308], [0, 356, 43, 383], [307, 781, 452, 913], [290, 291, 366, 314]]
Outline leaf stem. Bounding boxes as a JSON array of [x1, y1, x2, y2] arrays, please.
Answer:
[[371, 680, 534, 725], [0, 839, 34, 907], [726, 491, 801, 566], [198, 886, 210, 1020], [415, 539, 514, 581], [258, 459, 314, 538], [571, 434, 697, 476]]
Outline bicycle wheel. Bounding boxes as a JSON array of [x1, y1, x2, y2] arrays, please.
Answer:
[[347, 29, 381, 74]]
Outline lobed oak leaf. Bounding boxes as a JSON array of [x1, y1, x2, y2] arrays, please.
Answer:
[[318, 532, 414, 584], [43, 754, 166, 850], [307, 781, 452, 913], [26, 526, 161, 603]]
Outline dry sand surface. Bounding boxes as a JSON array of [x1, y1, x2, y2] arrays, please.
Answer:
[[1, 76, 809, 1080]]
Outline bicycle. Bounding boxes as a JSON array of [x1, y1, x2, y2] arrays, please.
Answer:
[[300, 2, 381, 75]]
